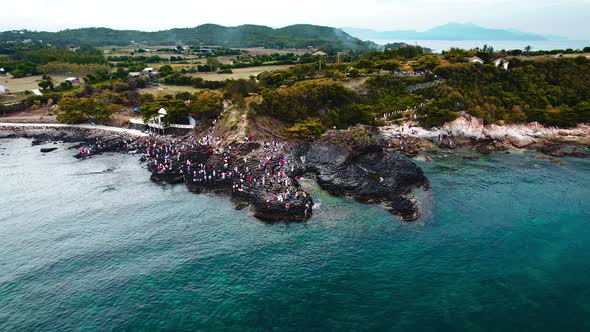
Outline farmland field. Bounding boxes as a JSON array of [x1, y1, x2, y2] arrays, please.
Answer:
[[2, 75, 70, 93], [138, 84, 203, 97], [188, 65, 294, 81], [237, 47, 312, 55]]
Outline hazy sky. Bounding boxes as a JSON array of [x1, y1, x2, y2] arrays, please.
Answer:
[[1, 0, 589, 39]]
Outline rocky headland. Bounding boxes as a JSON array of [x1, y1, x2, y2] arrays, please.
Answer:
[[0, 126, 430, 222], [3, 113, 588, 222]]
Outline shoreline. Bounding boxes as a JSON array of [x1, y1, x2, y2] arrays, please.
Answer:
[[0, 114, 590, 222], [376, 114, 590, 158], [2, 114, 587, 222], [0, 122, 148, 137], [0, 125, 428, 222]]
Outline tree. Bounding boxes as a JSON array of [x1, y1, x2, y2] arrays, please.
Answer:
[[442, 48, 471, 63], [189, 90, 224, 123], [38, 80, 54, 90], [175, 91, 193, 101], [56, 97, 110, 124], [378, 60, 402, 71], [285, 117, 326, 139], [206, 57, 220, 72], [140, 100, 165, 123], [158, 64, 174, 77], [165, 99, 188, 124], [413, 55, 440, 71]]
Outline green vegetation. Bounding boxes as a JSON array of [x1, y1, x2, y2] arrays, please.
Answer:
[[253, 79, 360, 129], [416, 57, 590, 127], [140, 99, 188, 124], [0, 25, 376, 50], [0, 46, 106, 78], [2, 39, 588, 138], [56, 97, 109, 124]]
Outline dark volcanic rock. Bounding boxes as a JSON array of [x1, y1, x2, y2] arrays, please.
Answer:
[[40, 147, 58, 153], [463, 155, 479, 161], [537, 143, 588, 158], [1, 127, 428, 223], [295, 142, 428, 221], [476, 144, 492, 155], [234, 201, 250, 210]]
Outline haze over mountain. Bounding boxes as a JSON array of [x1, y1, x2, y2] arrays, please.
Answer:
[[0, 24, 374, 50], [343, 23, 566, 41]]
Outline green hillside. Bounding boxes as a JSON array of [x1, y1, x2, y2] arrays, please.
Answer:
[[0, 24, 376, 50]]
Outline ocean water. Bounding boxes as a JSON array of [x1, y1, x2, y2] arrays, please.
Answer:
[[1, 138, 590, 331], [373, 39, 590, 52]]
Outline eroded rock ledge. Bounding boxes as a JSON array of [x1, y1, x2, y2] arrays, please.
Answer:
[[293, 142, 429, 221]]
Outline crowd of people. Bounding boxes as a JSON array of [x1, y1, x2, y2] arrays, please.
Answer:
[[130, 110, 314, 218], [73, 100, 314, 219]]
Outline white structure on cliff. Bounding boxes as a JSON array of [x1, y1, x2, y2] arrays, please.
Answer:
[[493, 58, 510, 70], [469, 56, 485, 64]]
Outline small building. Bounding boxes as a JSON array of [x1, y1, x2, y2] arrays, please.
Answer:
[[469, 56, 485, 64], [31, 88, 42, 96], [65, 77, 80, 84], [0, 85, 9, 94], [188, 115, 197, 126], [312, 51, 328, 57], [141, 68, 158, 76], [493, 58, 509, 70]]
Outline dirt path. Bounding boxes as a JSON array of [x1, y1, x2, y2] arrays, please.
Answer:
[[215, 102, 248, 143]]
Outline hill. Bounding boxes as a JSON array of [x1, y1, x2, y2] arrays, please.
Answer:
[[0, 24, 375, 50], [343, 23, 565, 41]]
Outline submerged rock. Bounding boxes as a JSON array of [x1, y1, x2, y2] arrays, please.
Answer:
[[40, 147, 57, 153], [536, 143, 588, 158], [462, 155, 480, 161]]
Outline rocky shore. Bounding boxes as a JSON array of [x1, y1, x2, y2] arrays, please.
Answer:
[[0, 126, 430, 222], [379, 113, 590, 158], [292, 142, 428, 221], [6, 114, 585, 222]]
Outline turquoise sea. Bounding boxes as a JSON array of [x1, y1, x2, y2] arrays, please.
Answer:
[[1, 138, 590, 331], [373, 39, 590, 53]]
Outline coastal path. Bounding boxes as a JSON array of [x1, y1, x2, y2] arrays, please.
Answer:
[[0, 122, 148, 137]]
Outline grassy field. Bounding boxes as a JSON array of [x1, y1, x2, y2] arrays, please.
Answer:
[[188, 65, 294, 81], [2, 75, 70, 93], [138, 84, 203, 97], [514, 53, 590, 60], [238, 47, 312, 55]]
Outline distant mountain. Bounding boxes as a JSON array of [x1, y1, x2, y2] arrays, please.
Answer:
[[343, 23, 566, 41], [0, 24, 376, 50]]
